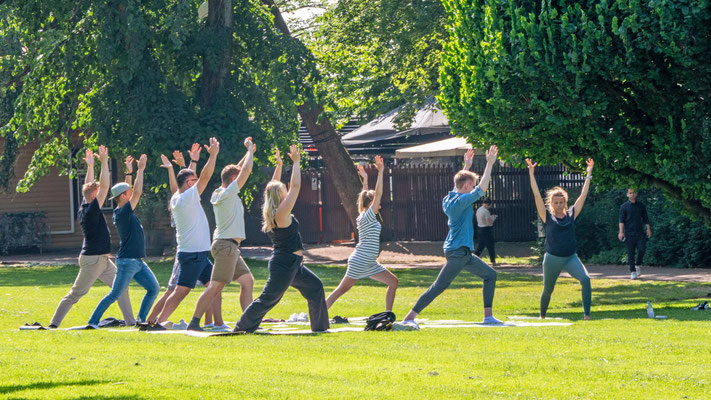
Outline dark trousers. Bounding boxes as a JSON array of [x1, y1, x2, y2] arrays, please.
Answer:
[[474, 226, 496, 263], [625, 236, 646, 272], [235, 252, 329, 333]]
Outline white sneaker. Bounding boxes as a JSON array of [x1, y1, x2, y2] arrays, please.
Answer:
[[172, 319, 188, 330], [630, 272, 638, 280], [203, 323, 215, 329], [393, 320, 420, 331], [211, 324, 231, 332], [635, 266, 642, 277], [287, 313, 299, 322], [297, 312, 309, 322], [482, 316, 503, 324], [162, 321, 175, 329]]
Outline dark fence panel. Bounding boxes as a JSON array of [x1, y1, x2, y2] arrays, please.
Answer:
[[321, 169, 354, 242]]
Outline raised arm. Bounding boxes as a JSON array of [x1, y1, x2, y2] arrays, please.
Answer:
[[526, 159, 546, 223], [463, 148, 474, 170], [196, 137, 220, 195], [124, 155, 134, 185], [187, 143, 201, 173], [370, 156, 385, 212], [236, 137, 254, 189], [477, 145, 498, 192], [573, 158, 594, 219], [129, 154, 147, 210], [96, 145, 110, 207], [357, 164, 368, 190], [172, 150, 187, 170], [160, 154, 178, 194], [83, 148, 95, 185], [275, 145, 301, 226], [271, 147, 283, 182]]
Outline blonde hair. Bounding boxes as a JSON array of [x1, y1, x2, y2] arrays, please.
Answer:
[[82, 182, 100, 200], [262, 181, 286, 232], [454, 170, 479, 189], [545, 186, 569, 214], [357, 190, 376, 213]]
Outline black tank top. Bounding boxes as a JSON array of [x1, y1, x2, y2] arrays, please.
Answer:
[[269, 215, 304, 253], [544, 207, 576, 257]]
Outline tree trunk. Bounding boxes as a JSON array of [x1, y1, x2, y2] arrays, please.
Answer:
[[261, 0, 362, 226], [200, 0, 233, 108]]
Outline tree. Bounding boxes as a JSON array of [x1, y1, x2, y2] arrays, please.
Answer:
[[439, 0, 711, 224]]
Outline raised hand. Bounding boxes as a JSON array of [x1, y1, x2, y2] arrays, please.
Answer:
[[98, 145, 108, 163], [172, 150, 186, 168], [374, 155, 384, 172], [188, 142, 202, 162], [357, 164, 367, 180], [125, 155, 134, 174], [463, 148, 474, 169], [84, 148, 95, 167], [525, 158, 537, 172], [485, 145, 498, 164], [244, 136, 253, 150], [287, 144, 300, 163], [586, 158, 594, 175], [160, 154, 172, 169], [275, 148, 283, 166], [137, 154, 148, 170], [205, 137, 220, 155]]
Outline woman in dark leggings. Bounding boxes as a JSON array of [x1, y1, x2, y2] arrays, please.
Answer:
[[527, 158, 594, 320], [232, 144, 329, 333]]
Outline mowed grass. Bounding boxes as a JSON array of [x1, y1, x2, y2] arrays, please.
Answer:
[[1, 260, 710, 399]]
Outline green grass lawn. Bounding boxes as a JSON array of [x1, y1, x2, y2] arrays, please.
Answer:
[[1, 260, 710, 399]]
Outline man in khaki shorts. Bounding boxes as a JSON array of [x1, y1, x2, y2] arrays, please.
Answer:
[[187, 137, 260, 331], [49, 146, 135, 328]]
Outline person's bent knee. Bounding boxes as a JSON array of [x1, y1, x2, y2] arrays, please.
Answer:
[[579, 275, 591, 288]]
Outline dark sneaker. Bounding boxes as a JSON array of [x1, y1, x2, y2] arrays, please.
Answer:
[[330, 316, 349, 324], [145, 323, 166, 331]]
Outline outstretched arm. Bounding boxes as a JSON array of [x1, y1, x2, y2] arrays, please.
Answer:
[[187, 143, 201, 173], [271, 147, 283, 182], [172, 150, 187, 170], [129, 154, 147, 210], [357, 164, 368, 190], [96, 146, 110, 207], [275, 145, 301, 226], [196, 137, 220, 195], [160, 154, 178, 194], [527, 159, 546, 223], [477, 145, 498, 192], [236, 137, 254, 189], [370, 156, 385, 212], [83, 148, 95, 185], [573, 158, 594, 219], [124, 156, 134, 185]]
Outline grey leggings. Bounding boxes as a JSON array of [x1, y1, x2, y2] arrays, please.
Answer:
[[412, 246, 497, 314], [540, 253, 591, 317]]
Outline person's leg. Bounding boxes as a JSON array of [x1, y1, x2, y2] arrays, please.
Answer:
[[157, 251, 208, 323], [370, 269, 399, 312], [96, 257, 136, 325], [131, 260, 161, 322], [235, 272, 254, 311], [462, 254, 497, 318], [404, 247, 469, 321], [189, 281, 226, 330], [540, 253, 563, 318], [485, 229, 496, 264], [234, 253, 301, 333], [636, 236, 647, 269], [474, 227, 486, 257], [147, 258, 181, 323], [563, 255, 592, 318], [325, 276, 358, 309], [290, 263, 330, 332], [625, 237, 638, 273], [50, 255, 105, 327], [88, 258, 140, 325], [157, 285, 191, 323]]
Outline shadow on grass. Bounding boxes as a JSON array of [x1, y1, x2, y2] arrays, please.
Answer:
[[13, 397, 144, 400], [0, 380, 108, 395], [543, 305, 711, 322]]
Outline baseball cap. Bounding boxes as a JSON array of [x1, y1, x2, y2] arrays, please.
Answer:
[[109, 182, 131, 200]]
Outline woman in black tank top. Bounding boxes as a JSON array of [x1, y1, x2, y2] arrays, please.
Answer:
[[527, 158, 595, 320], [233, 145, 329, 333]]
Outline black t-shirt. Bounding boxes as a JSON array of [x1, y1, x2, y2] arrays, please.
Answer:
[[79, 198, 112, 255], [619, 201, 649, 237], [544, 207, 577, 257], [113, 202, 146, 259]]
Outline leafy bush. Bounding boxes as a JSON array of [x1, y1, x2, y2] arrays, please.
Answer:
[[0, 212, 48, 254]]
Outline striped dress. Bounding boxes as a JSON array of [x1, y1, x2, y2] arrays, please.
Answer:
[[346, 208, 386, 279]]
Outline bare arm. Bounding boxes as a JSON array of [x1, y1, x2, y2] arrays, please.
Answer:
[[477, 145, 498, 192], [96, 146, 110, 207], [357, 164, 368, 190], [196, 137, 219, 195], [187, 143, 201, 173], [271, 147, 283, 182], [83, 148, 95, 185], [275, 145, 301, 227], [573, 158, 594, 219], [161, 154, 178, 194], [236, 137, 254, 189], [124, 156, 134, 185], [129, 154, 147, 210], [526, 159, 547, 223], [370, 156, 385, 212]]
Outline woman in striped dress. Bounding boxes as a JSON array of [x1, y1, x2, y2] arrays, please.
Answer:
[[326, 156, 399, 312]]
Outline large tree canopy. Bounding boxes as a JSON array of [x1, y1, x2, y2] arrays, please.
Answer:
[[440, 0, 711, 224]]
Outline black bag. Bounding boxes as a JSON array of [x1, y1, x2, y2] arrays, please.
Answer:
[[98, 317, 125, 328], [364, 311, 396, 331]]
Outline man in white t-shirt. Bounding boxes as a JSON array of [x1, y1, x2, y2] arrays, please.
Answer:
[[154, 137, 220, 326], [474, 198, 497, 264]]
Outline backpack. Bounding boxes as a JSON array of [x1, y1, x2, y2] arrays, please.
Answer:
[[364, 311, 396, 331]]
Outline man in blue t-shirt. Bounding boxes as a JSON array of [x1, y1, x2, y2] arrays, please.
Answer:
[[87, 154, 160, 328], [399, 146, 502, 329]]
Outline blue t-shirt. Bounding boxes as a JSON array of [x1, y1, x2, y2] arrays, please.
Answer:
[[442, 186, 485, 252], [113, 202, 146, 259], [544, 207, 576, 257]]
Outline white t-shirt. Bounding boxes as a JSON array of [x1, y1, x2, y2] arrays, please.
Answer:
[[476, 206, 493, 227], [211, 180, 246, 240], [170, 185, 211, 252]]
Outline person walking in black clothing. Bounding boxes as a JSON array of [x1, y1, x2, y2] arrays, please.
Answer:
[[474, 198, 497, 264], [618, 189, 652, 280]]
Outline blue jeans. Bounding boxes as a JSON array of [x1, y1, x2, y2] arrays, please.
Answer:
[[88, 258, 159, 325]]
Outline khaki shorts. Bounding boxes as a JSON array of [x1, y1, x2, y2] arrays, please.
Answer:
[[210, 239, 250, 284]]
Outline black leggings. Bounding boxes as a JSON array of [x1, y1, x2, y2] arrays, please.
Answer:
[[625, 236, 646, 272], [474, 226, 496, 263]]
